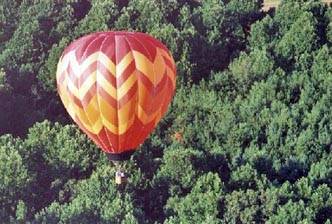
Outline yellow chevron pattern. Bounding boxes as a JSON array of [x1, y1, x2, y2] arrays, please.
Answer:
[[57, 47, 176, 136], [57, 32, 177, 153]]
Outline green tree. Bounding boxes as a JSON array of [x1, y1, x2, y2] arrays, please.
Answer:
[[0, 135, 31, 222], [165, 173, 223, 224]]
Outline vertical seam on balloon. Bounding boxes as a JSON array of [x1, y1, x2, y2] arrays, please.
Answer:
[[146, 36, 175, 126], [97, 34, 114, 153], [124, 35, 139, 151], [143, 36, 158, 112], [130, 34, 154, 147], [142, 36, 164, 131], [165, 51, 177, 117], [79, 34, 109, 152], [145, 37, 169, 126], [114, 34, 120, 153]]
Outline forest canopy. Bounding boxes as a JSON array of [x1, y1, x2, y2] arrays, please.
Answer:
[[0, 0, 332, 223]]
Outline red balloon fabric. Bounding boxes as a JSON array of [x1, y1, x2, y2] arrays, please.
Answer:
[[56, 31, 176, 157]]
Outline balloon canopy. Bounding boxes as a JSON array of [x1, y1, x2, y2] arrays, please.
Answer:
[[56, 31, 176, 160]]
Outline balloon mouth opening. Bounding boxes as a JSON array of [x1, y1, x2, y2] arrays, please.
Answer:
[[106, 150, 136, 161]]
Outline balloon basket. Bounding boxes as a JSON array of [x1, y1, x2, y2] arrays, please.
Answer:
[[115, 170, 127, 185], [113, 161, 127, 185]]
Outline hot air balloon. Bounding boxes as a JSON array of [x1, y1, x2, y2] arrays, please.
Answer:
[[56, 31, 176, 183]]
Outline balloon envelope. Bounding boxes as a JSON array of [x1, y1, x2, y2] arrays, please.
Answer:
[[56, 31, 176, 158]]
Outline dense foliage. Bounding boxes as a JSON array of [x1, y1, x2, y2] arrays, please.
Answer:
[[1, 0, 332, 223]]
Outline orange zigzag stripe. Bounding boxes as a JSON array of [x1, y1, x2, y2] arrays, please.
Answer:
[[57, 47, 176, 135]]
